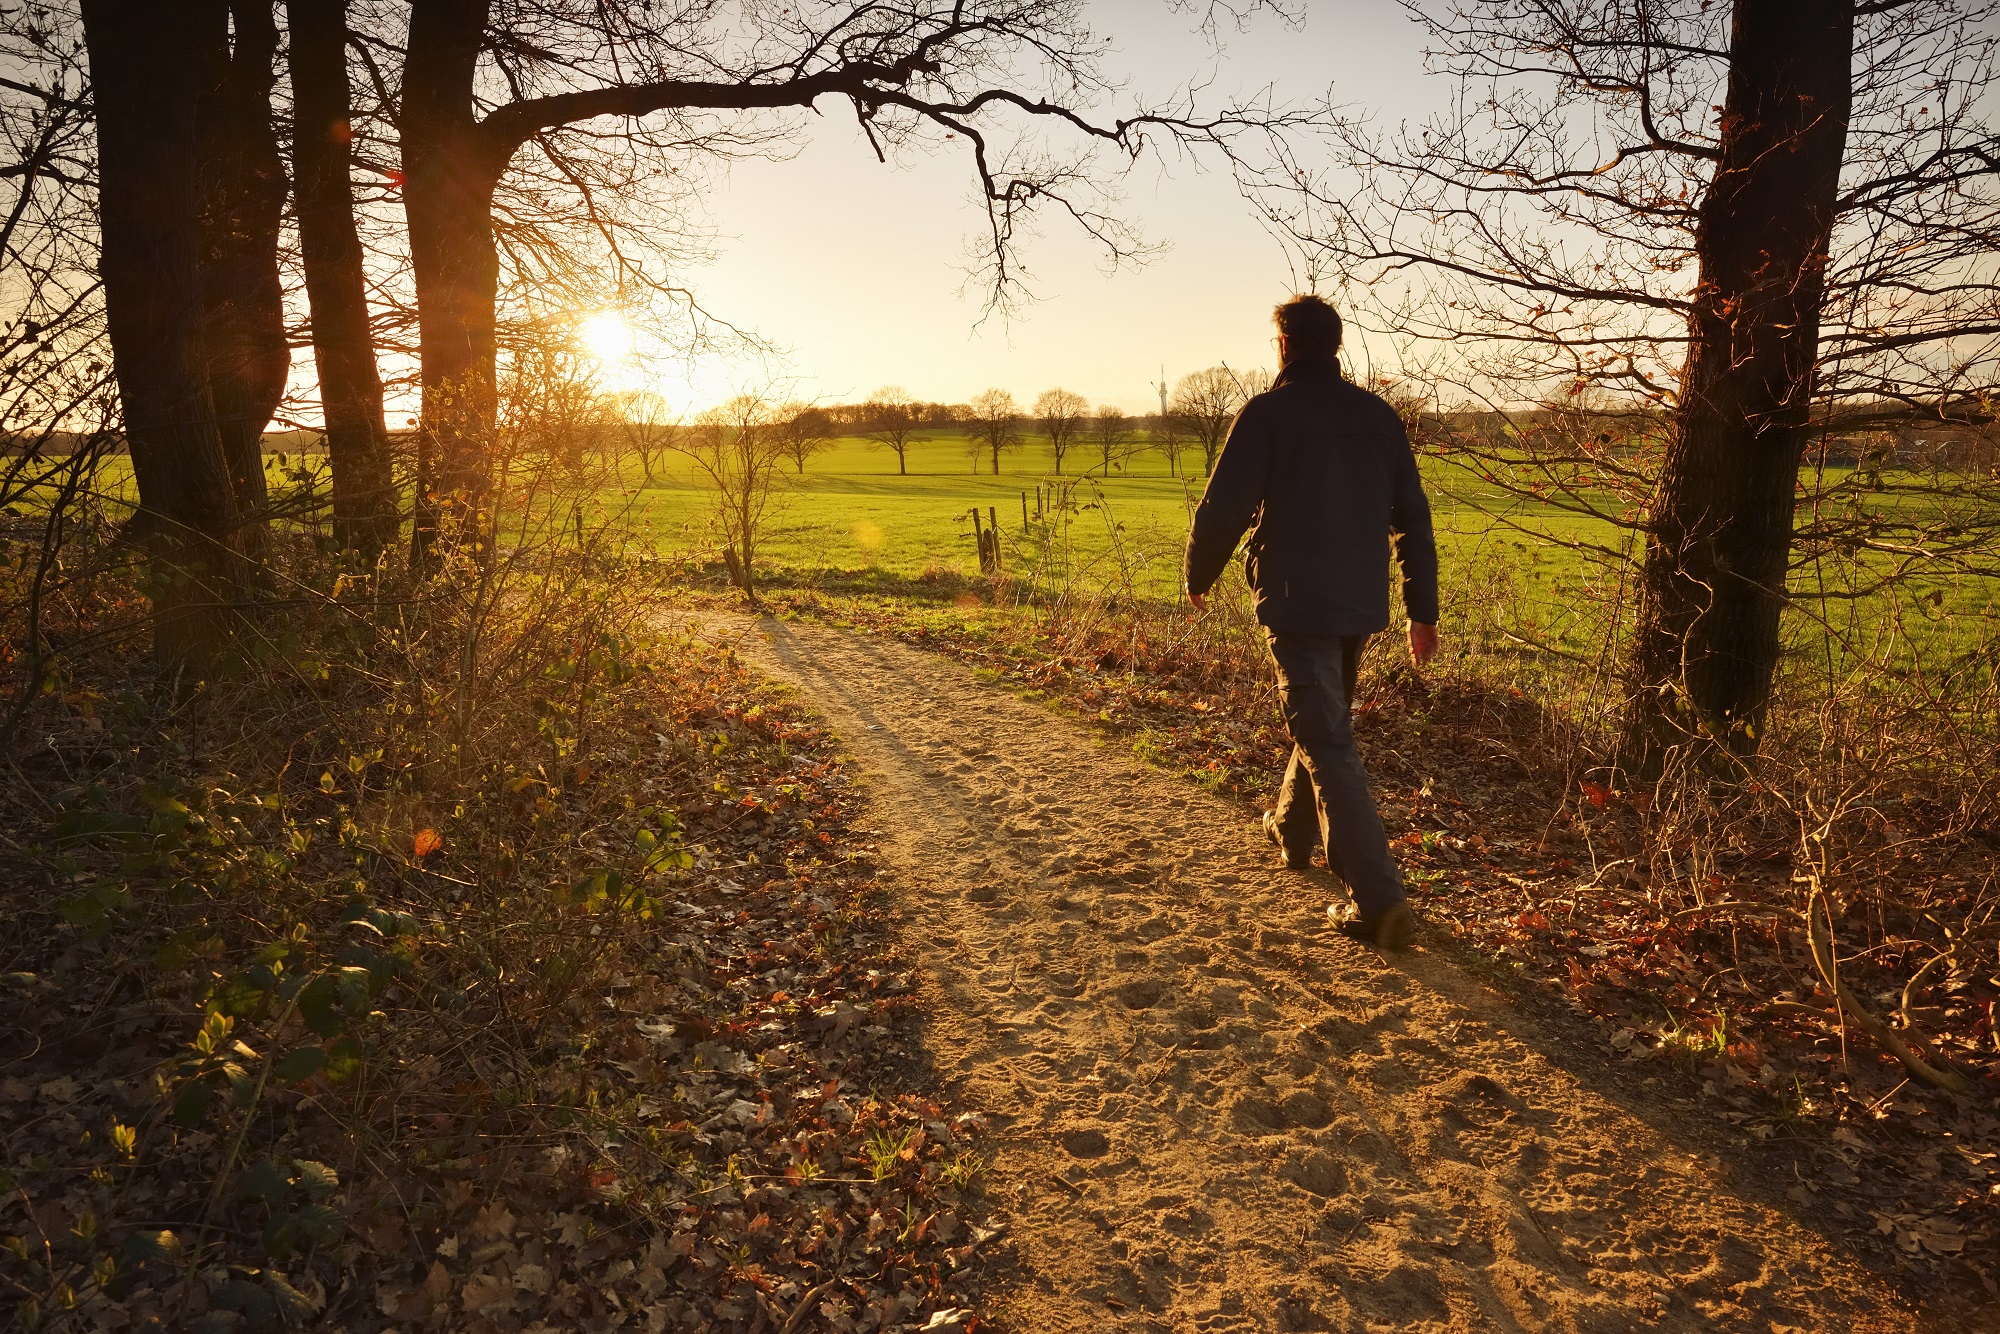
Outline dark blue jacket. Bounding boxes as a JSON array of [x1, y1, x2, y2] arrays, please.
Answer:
[[1184, 359, 1438, 636]]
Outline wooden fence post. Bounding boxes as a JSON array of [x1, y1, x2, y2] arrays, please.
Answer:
[[969, 507, 997, 574]]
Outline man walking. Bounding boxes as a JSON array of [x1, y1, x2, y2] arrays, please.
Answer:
[[1184, 295, 1439, 949]]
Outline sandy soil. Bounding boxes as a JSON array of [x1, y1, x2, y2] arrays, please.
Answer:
[[696, 612, 1922, 1334]]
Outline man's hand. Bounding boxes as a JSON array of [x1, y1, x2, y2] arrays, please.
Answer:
[[1408, 621, 1438, 667]]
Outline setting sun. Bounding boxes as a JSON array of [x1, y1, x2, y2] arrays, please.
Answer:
[[578, 310, 634, 363]]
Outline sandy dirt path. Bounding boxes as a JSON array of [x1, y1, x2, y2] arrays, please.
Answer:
[[695, 612, 1916, 1334]]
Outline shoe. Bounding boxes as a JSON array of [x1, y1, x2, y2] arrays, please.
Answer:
[[1329, 901, 1416, 951], [1262, 810, 1310, 870]]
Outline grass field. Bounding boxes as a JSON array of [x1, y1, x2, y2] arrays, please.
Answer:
[[615, 429, 2000, 718], [47, 428, 2000, 680], [614, 429, 1621, 605]]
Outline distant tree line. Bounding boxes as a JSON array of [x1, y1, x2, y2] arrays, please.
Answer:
[[624, 364, 1283, 480]]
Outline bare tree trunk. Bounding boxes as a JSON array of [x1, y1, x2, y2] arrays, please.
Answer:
[[290, 0, 398, 556], [1623, 0, 1854, 777], [194, 0, 288, 561], [402, 0, 505, 565], [82, 0, 244, 670]]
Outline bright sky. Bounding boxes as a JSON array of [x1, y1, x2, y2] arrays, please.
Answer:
[[644, 1, 1431, 414]]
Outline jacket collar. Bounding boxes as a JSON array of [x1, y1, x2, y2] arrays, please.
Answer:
[[1271, 355, 1344, 390]]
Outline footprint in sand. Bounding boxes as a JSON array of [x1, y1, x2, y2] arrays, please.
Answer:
[[700, 613, 1915, 1334]]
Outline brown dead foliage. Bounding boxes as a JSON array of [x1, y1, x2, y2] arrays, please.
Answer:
[[0, 602, 995, 1333]]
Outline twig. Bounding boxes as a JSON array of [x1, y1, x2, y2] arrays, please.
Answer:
[[1899, 950, 1947, 1032], [1769, 999, 1840, 1021], [779, 1277, 839, 1334], [1669, 899, 1780, 922], [1864, 1077, 1912, 1117], [1804, 887, 1969, 1094]]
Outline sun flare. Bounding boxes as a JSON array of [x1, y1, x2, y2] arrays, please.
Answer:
[[579, 310, 635, 363]]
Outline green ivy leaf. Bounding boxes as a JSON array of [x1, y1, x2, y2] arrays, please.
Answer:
[[298, 1201, 344, 1244], [220, 1060, 256, 1104], [266, 1270, 322, 1320], [323, 1034, 363, 1082], [118, 1229, 182, 1268], [209, 1278, 277, 1330], [273, 1046, 327, 1084], [293, 1159, 339, 1197], [172, 1082, 212, 1127], [262, 1211, 299, 1260], [296, 975, 343, 1038], [210, 973, 271, 1020], [335, 964, 375, 1009], [235, 1159, 293, 1206]]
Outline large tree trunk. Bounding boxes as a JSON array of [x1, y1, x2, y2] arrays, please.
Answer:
[[82, 0, 245, 670], [194, 0, 289, 560], [289, 0, 399, 556], [1621, 0, 1853, 777], [402, 0, 507, 565]]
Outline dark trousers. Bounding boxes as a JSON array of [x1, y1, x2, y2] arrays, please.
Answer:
[[1266, 631, 1406, 918]]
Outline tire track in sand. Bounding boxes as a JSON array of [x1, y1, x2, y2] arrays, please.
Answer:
[[695, 612, 1914, 1334]]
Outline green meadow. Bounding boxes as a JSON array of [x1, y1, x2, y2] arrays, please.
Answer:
[[617, 430, 1998, 698], [614, 429, 1616, 602], [49, 429, 2000, 676]]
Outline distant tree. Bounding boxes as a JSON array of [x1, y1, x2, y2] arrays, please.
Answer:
[[966, 389, 1021, 475], [1089, 406, 1134, 474], [1235, 366, 1273, 398], [497, 338, 606, 475], [674, 394, 786, 601], [863, 386, 925, 475], [775, 402, 836, 474], [1033, 387, 1090, 474], [1172, 367, 1245, 475], [1145, 413, 1188, 478], [614, 390, 677, 486]]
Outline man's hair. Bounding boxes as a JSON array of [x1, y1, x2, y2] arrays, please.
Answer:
[[1274, 295, 1342, 360]]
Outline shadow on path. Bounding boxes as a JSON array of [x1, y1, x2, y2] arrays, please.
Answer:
[[693, 610, 1923, 1334]]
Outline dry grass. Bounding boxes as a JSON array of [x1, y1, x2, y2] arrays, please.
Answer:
[[1, 455, 993, 1330]]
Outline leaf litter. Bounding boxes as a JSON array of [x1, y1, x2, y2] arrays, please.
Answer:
[[0, 626, 995, 1332]]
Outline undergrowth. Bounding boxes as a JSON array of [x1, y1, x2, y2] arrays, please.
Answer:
[[0, 538, 994, 1332]]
